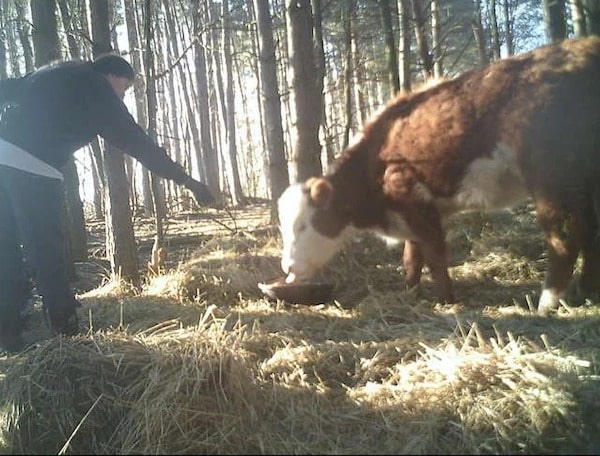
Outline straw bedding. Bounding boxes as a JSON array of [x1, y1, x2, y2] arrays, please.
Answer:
[[1, 204, 600, 454]]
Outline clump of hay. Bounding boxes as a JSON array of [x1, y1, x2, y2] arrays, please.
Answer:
[[143, 233, 282, 304], [0, 314, 265, 455], [346, 326, 597, 454]]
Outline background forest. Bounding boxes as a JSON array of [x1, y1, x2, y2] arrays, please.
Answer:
[[2, 0, 595, 282]]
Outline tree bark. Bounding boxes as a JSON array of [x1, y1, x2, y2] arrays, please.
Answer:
[[398, 0, 411, 93], [286, 0, 322, 181], [221, 0, 244, 206], [569, 0, 587, 37], [0, 0, 8, 79], [380, 0, 400, 95], [90, 0, 140, 286], [191, 0, 220, 199], [472, 0, 489, 66], [342, 0, 355, 150], [542, 0, 567, 43], [30, 0, 61, 67], [124, 0, 153, 215], [57, 0, 87, 263], [489, 0, 501, 59], [253, 0, 289, 218], [410, 0, 434, 80], [431, 0, 443, 79]]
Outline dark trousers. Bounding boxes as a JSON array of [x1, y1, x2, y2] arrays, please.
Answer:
[[0, 165, 78, 336]]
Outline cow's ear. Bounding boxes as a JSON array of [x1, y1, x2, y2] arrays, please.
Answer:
[[306, 177, 333, 209]]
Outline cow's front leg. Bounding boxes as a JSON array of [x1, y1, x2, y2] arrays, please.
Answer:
[[403, 240, 424, 289]]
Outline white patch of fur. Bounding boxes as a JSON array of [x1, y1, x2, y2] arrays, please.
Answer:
[[443, 143, 528, 213], [537, 288, 563, 314], [278, 184, 357, 281]]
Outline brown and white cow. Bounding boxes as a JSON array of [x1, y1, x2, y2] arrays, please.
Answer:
[[277, 36, 600, 314]]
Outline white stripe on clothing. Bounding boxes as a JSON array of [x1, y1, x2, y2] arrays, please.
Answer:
[[0, 137, 63, 180]]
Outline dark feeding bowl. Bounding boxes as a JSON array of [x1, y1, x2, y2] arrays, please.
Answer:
[[258, 277, 335, 305]]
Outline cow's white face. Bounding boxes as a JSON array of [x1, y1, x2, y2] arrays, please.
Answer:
[[277, 179, 355, 283]]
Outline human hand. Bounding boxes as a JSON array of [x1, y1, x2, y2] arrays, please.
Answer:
[[184, 178, 216, 207]]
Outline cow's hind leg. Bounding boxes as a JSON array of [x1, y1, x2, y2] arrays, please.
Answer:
[[536, 201, 584, 314]]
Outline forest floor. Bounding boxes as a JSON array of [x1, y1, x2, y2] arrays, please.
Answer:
[[2, 201, 600, 454]]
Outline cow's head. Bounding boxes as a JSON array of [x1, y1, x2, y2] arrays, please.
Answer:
[[278, 177, 357, 283]]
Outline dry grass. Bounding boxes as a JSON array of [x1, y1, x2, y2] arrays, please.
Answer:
[[2, 203, 600, 454]]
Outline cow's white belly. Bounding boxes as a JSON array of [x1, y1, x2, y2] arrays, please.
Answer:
[[439, 142, 529, 215]]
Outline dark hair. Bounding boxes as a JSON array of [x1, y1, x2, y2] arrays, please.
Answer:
[[90, 54, 135, 80]]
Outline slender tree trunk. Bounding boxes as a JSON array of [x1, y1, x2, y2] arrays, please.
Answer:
[[57, 0, 87, 263], [89, 145, 104, 220], [90, 0, 140, 286], [191, 0, 220, 199], [163, 0, 200, 210], [286, 0, 322, 181], [0, 1, 6, 79], [489, 0, 501, 59], [472, 0, 489, 65], [253, 0, 289, 219], [398, 0, 411, 93], [431, 0, 443, 79], [15, 0, 34, 73], [352, 21, 367, 126], [245, 0, 268, 197], [222, 0, 244, 206], [143, 0, 167, 271], [342, 0, 354, 150], [30, 0, 61, 67], [380, 0, 400, 95], [542, 0, 567, 43], [57, 0, 81, 60], [410, 0, 434, 80], [569, 0, 587, 37], [584, 0, 600, 35], [312, 0, 329, 170], [124, 0, 153, 216], [503, 0, 515, 55]]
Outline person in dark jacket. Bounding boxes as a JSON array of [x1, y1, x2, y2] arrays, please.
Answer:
[[0, 54, 216, 352]]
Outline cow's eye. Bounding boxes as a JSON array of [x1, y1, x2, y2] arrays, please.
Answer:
[[297, 222, 307, 234]]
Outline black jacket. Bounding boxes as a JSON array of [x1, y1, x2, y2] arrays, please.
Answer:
[[0, 61, 188, 183]]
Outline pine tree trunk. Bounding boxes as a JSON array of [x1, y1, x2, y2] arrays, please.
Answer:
[[90, 0, 140, 286], [253, 0, 289, 219], [410, 0, 434, 79], [542, 0, 567, 43], [222, 0, 244, 205], [286, 0, 322, 181], [431, 0, 443, 79], [398, 0, 411, 92], [380, 0, 400, 95], [57, 0, 87, 263], [569, 0, 587, 37], [472, 0, 489, 66], [191, 0, 220, 199]]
